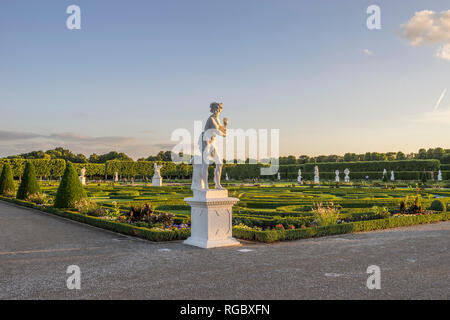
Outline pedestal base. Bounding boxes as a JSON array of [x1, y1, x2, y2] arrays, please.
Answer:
[[184, 189, 240, 249], [152, 177, 162, 186]]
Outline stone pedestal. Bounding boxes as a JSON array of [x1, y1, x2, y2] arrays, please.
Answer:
[[184, 189, 240, 249], [152, 176, 162, 186]]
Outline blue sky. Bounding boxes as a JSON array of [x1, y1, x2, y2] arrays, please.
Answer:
[[1, 0, 449, 159]]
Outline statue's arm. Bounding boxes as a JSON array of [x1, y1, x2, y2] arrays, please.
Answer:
[[211, 117, 226, 136]]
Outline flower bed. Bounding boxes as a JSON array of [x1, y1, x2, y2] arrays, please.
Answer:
[[0, 196, 190, 242]]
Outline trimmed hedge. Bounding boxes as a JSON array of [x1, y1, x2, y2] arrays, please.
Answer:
[[0, 197, 190, 242], [430, 200, 445, 212], [54, 162, 87, 208], [73, 163, 106, 177], [0, 162, 15, 195], [0, 159, 66, 178], [301, 160, 440, 172], [0, 158, 447, 181], [232, 212, 450, 242], [16, 162, 40, 199]]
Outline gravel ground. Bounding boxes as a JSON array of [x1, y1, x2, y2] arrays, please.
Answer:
[[0, 200, 449, 300]]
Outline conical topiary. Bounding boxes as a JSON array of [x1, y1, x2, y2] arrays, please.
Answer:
[[54, 162, 87, 208], [17, 162, 40, 200], [0, 162, 16, 196]]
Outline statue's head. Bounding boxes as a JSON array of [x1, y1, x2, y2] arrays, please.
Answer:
[[210, 102, 223, 116]]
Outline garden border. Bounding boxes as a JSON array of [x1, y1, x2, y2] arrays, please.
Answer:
[[1, 196, 448, 244], [233, 212, 450, 242], [0, 197, 190, 242]]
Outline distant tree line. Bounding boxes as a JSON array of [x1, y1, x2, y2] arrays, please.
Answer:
[[281, 148, 450, 165], [4, 147, 450, 165]]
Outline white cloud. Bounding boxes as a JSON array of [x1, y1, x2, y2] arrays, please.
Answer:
[[401, 10, 450, 60], [436, 43, 450, 60], [363, 49, 373, 56]]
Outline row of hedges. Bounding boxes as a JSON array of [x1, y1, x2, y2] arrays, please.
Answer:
[[300, 160, 440, 172], [0, 197, 190, 242], [232, 212, 450, 242], [277, 171, 450, 181], [1, 159, 444, 180], [0, 159, 66, 178], [241, 198, 411, 209]]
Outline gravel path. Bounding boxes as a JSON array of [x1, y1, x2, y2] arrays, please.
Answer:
[[0, 200, 449, 300]]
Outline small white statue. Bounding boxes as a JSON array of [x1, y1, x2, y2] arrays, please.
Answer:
[[297, 169, 303, 184], [153, 163, 162, 178], [79, 167, 86, 186], [225, 172, 229, 181], [335, 170, 340, 182], [277, 172, 281, 181], [344, 168, 350, 183], [314, 166, 320, 184], [438, 170, 443, 182], [390, 170, 395, 181], [152, 163, 163, 186], [383, 169, 387, 179], [114, 171, 118, 182]]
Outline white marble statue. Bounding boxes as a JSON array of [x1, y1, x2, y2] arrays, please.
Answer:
[[114, 171, 118, 182], [79, 167, 86, 186], [383, 169, 387, 180], [438, 170, 443, 182], [297, 169, 303, 184], [191, 155, 205, 190], [225, 172, 229, 181], [153, 163, 162, 177], [184, 102, 240, 249], [335, 170, 340, 183], [195, 102, 228, 190], [390, 170, 395, 181], [277, 172, 281, 181], [314, 166, 320, 184], [152, 163, 163, 186], [344, 168, 350, 183]]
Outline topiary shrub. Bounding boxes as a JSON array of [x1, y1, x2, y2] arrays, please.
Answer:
[[430, 200, 445, 212], [54, 162, 87, 208], [16, 162, 40, 200], [0, 162, 16, 196]]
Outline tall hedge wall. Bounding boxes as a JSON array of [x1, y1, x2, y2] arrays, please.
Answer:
[[300, 160, 439, 172], [0, 159, 66, 178], [0, 158, 446, 180]]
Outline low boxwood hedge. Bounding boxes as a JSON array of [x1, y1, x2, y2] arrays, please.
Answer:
[[232, 212, 450, 243]]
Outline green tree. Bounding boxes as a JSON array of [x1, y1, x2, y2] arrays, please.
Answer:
[[54, 162, 87, 208], [0, 162, 15, 196], [16, 162, 40, 199], [396, 151, 406, 160]]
